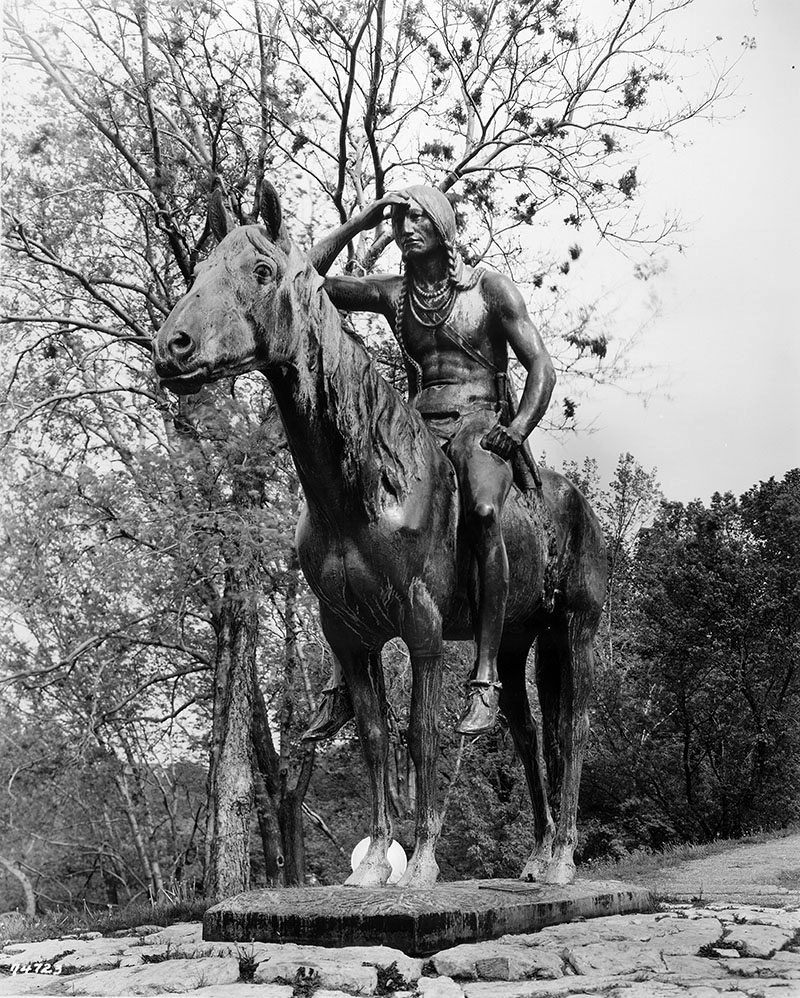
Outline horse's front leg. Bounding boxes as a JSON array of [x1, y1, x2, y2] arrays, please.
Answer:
[[397, 582, 444, 888], [321, 611, 392, 888]]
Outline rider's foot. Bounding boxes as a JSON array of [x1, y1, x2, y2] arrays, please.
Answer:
[[301, 685, 355, 742], [455, 680, 502, 736]]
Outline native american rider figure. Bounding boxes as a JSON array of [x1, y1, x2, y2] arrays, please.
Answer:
[[302, 185, 556, 738]]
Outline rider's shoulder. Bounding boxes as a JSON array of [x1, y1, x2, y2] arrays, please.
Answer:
[[477, 268, 527, 313]]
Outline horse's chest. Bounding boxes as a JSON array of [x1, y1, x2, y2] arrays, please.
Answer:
[[296, 522, 409, 637]]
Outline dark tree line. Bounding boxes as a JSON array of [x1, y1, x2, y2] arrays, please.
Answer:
[[2, 454, 797, 911], [581, 467, 800, 861]]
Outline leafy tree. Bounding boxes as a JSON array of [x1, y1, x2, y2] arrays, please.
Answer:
[[2, 0, 737, 897], [580, 470, 800, 859], [1, 0, 329, 898]]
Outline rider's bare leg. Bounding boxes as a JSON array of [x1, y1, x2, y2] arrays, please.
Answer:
[[301, 649, 355, 742], [449, 418, 514, 735]]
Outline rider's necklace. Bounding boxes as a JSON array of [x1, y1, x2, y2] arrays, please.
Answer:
[[407, 277, 456, 328]]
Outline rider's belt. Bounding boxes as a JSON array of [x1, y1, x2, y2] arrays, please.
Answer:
[[420, 410, 462, 421], [418, 402, 496, 419]]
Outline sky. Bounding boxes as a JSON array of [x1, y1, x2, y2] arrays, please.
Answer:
[[3, 1, 795, 506], [546, 0, 799, 503]]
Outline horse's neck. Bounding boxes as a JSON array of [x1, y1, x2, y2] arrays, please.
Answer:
[[265, 265, 429, 522]]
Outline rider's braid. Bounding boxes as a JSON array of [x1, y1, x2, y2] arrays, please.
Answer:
[[393, 273, 422, 397], [447, 244, 461, 286]]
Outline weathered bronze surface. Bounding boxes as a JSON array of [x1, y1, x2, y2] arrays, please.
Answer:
[[308, 185, 557, 739], [154, 183, 607, 889], [204, 879, 653, 955]]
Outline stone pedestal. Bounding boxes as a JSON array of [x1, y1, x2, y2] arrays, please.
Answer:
[[204, 878, 653, 956]]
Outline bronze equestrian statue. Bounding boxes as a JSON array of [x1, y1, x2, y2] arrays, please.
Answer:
[[154, 183, 607, 887], [304, 186, 556, 739]]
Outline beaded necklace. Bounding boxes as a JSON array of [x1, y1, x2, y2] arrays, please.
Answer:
[[393, 258, 474, 395], [406, 280, 457, 328]]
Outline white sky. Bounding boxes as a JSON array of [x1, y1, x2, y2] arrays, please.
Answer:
[[4, 1, 795, 505], [547, 0, 799, 502]]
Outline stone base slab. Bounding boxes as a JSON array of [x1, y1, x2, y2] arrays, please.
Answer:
[[203, 878, 653, 956]]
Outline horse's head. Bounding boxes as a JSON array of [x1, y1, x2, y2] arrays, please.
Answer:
[[154, 184, 303, 395]]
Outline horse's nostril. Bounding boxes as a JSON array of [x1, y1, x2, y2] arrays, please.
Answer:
[[169, 330, 194, 356]]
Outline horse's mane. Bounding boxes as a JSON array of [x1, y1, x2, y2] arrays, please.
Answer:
[[251, 230, 432, 518]]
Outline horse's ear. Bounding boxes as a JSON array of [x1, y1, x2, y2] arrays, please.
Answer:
[[258, 181, 283, 241], [209, 188, 235, 243]]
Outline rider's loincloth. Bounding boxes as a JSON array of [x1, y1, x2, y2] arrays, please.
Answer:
[[417, 403, 496, 452], [417, 399, 538, 497]]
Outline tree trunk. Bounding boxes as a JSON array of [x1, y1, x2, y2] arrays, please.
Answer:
[[250, 547, 317, 887], [253, 771, 284, 886], [278, 789, 306, 886], [0, 854, 36, 917], [116, 770, 157, 897], [204, 564, 258, 899], [252, 679, 316, 886], [117, 738, 165, 900]]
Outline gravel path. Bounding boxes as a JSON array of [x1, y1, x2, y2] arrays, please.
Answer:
[[638, 832, 800, 906]]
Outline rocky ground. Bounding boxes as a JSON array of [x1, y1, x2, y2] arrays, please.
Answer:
[[2, 836, 800, 997]]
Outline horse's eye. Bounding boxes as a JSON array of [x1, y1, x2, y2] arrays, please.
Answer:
[[254, 261, 274, 282]]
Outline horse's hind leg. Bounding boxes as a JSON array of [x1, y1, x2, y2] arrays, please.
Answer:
[[497, 634, 555, 881], [536, 610, 598, 884], [321, 612, 392, 887]]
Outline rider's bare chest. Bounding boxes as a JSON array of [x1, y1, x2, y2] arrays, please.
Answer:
[[401, 286, 499, 370]]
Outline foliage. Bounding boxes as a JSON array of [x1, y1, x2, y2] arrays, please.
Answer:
[[375, 960, 411, 995], [1, 0, 328, 902], [580, 469, 800, 860], [263, 0, 733, 423], [271, 0, 728, 253], [0, 0, 755, 907]]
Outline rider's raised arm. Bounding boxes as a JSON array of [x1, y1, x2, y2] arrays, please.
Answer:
[[308, 210, 374, 277], [308, 194, 407, 317], [487, 272, 556, 441], [308, 193, 407, 276]]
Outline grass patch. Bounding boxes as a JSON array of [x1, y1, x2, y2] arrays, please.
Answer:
[[780, 928, 800, 952], [287, 966, 322, 997], [581, 825, 800, 884], [375, 960, 411, 994], [238, 948, 258, 983], [141, 942, 175, 964], [697, 936, 739, 959], [775, 867, 800, 889], [3, 898, 213, 945]]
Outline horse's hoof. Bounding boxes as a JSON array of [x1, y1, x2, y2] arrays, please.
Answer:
[[396, 867, 439, 888], [302, 686, 355, 741], [455, 680, 502, 736], [344, 864, 391, 888], [540, 859, 576, 885], [396, 853, 440, 888], [519, 858, 549, 882]]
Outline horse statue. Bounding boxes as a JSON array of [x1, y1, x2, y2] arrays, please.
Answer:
[[154, 185, 607, 889]]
